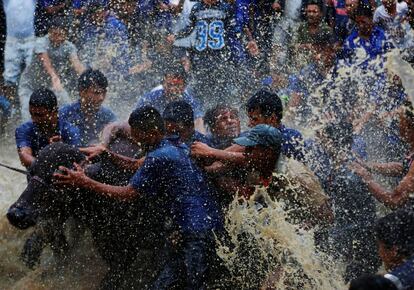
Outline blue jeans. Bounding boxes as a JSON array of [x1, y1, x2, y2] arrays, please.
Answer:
[[3, 36, 34, 85]]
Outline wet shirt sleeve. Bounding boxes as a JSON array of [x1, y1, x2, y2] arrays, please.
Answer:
[[15, 122, 34, 149], [129, 156, 164, 196]]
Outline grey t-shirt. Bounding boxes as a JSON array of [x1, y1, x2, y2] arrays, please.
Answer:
[[24, 36, 78, 88]]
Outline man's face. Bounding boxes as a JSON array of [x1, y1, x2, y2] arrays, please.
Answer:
[[165, 120, 191, 137], [248, 109, 276, 128], [91, 9, 107, 26], [355, 15, 374, 35], [345, 0, 359, 17], [213, 109, 241, 139], [382, 0, 395, 10], [306, 4, 322, 25], [80, 85, 106, 113], [30, 106, 58, 131], [163, 75, 186, 101], [48, 28, 67, 46]]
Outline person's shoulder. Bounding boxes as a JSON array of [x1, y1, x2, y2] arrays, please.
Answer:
[[397, 1, 408, 12], [99, 106, 116, 117], [59, 102, 79, 115], [374, 5, 386, 18], [16, 121, 34, 133], [193, 131, 211, 144], [280, 126, 303, 139]]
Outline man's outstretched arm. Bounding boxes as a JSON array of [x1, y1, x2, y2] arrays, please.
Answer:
[[53, 163, 138, 201], [191, 142, 246, 165]]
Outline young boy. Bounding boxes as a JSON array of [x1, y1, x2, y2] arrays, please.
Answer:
[[15, 88, 81, 168], [19, 17, 85, 120], [59, 69, 117, 146], [54, 106, 222, 289], [136, 65, 204, 131], [204, 104, 241, 149]]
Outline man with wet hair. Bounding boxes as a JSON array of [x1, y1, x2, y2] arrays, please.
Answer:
[[79, 2, 130, 82], [294, 0, 336, 68], [15, 88, 81, 168], [341, 3, 392, 65], [163, 100, 210, 146], [59, 69, 117, 146], [54, 106, 222, 289], [204, 104, 241, 149], [136, 64, 203, 131]]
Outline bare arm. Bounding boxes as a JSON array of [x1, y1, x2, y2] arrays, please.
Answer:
[[38, 52, 59, 80], [53, 164, 138, 201], [350, 162, 414, 208], [194, 117, 205, 134], [17, 147, 36, 168], [366, 161, 404, 177], [70, 54, 86, 75], [80, 144, 144, 172], [38, 53, 63, 91], [191, 142, 246, 165]]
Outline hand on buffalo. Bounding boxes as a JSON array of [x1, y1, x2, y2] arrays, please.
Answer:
[[49, 135, 62, 144], [80, 144, 108, 161], [53, 163, 89, 188]]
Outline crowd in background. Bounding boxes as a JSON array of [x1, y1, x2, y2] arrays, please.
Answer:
[[1, 0, 414, 289]]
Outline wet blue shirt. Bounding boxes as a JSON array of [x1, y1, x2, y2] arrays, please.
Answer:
[[130, 139, 221, 234], [341, 26, 393, 67], [15, 120, 82, 156], [59, 101, 117, 146], [81, 14, 130, 77], [136, 88, 203, 119], [280, 125, 304, 160]]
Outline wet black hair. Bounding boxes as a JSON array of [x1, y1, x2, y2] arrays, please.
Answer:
[[128, 106, 166, 134], [349, 274, 397, 290], [204, 104, 238, 130], [29, 88, 58, 111], [376, 209, 414, 258], [306, 0, 323, 10], [78, 69, 108, 92], [163, 101, 194, 128], [355, 2, 373, 18], [246, 89, 283, 121], [163, 63, 187, 82], [48, 17, 69, 32]]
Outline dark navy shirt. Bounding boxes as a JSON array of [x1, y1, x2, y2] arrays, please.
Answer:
[[387, 256, 414, 290], [130, 139, 221, 234], [59, 101, 117, 146], [15, 120, 82, 156], [136, 88, 203, 119]]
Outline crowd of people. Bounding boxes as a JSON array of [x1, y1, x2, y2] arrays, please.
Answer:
[[1, 0, 414, 289]]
